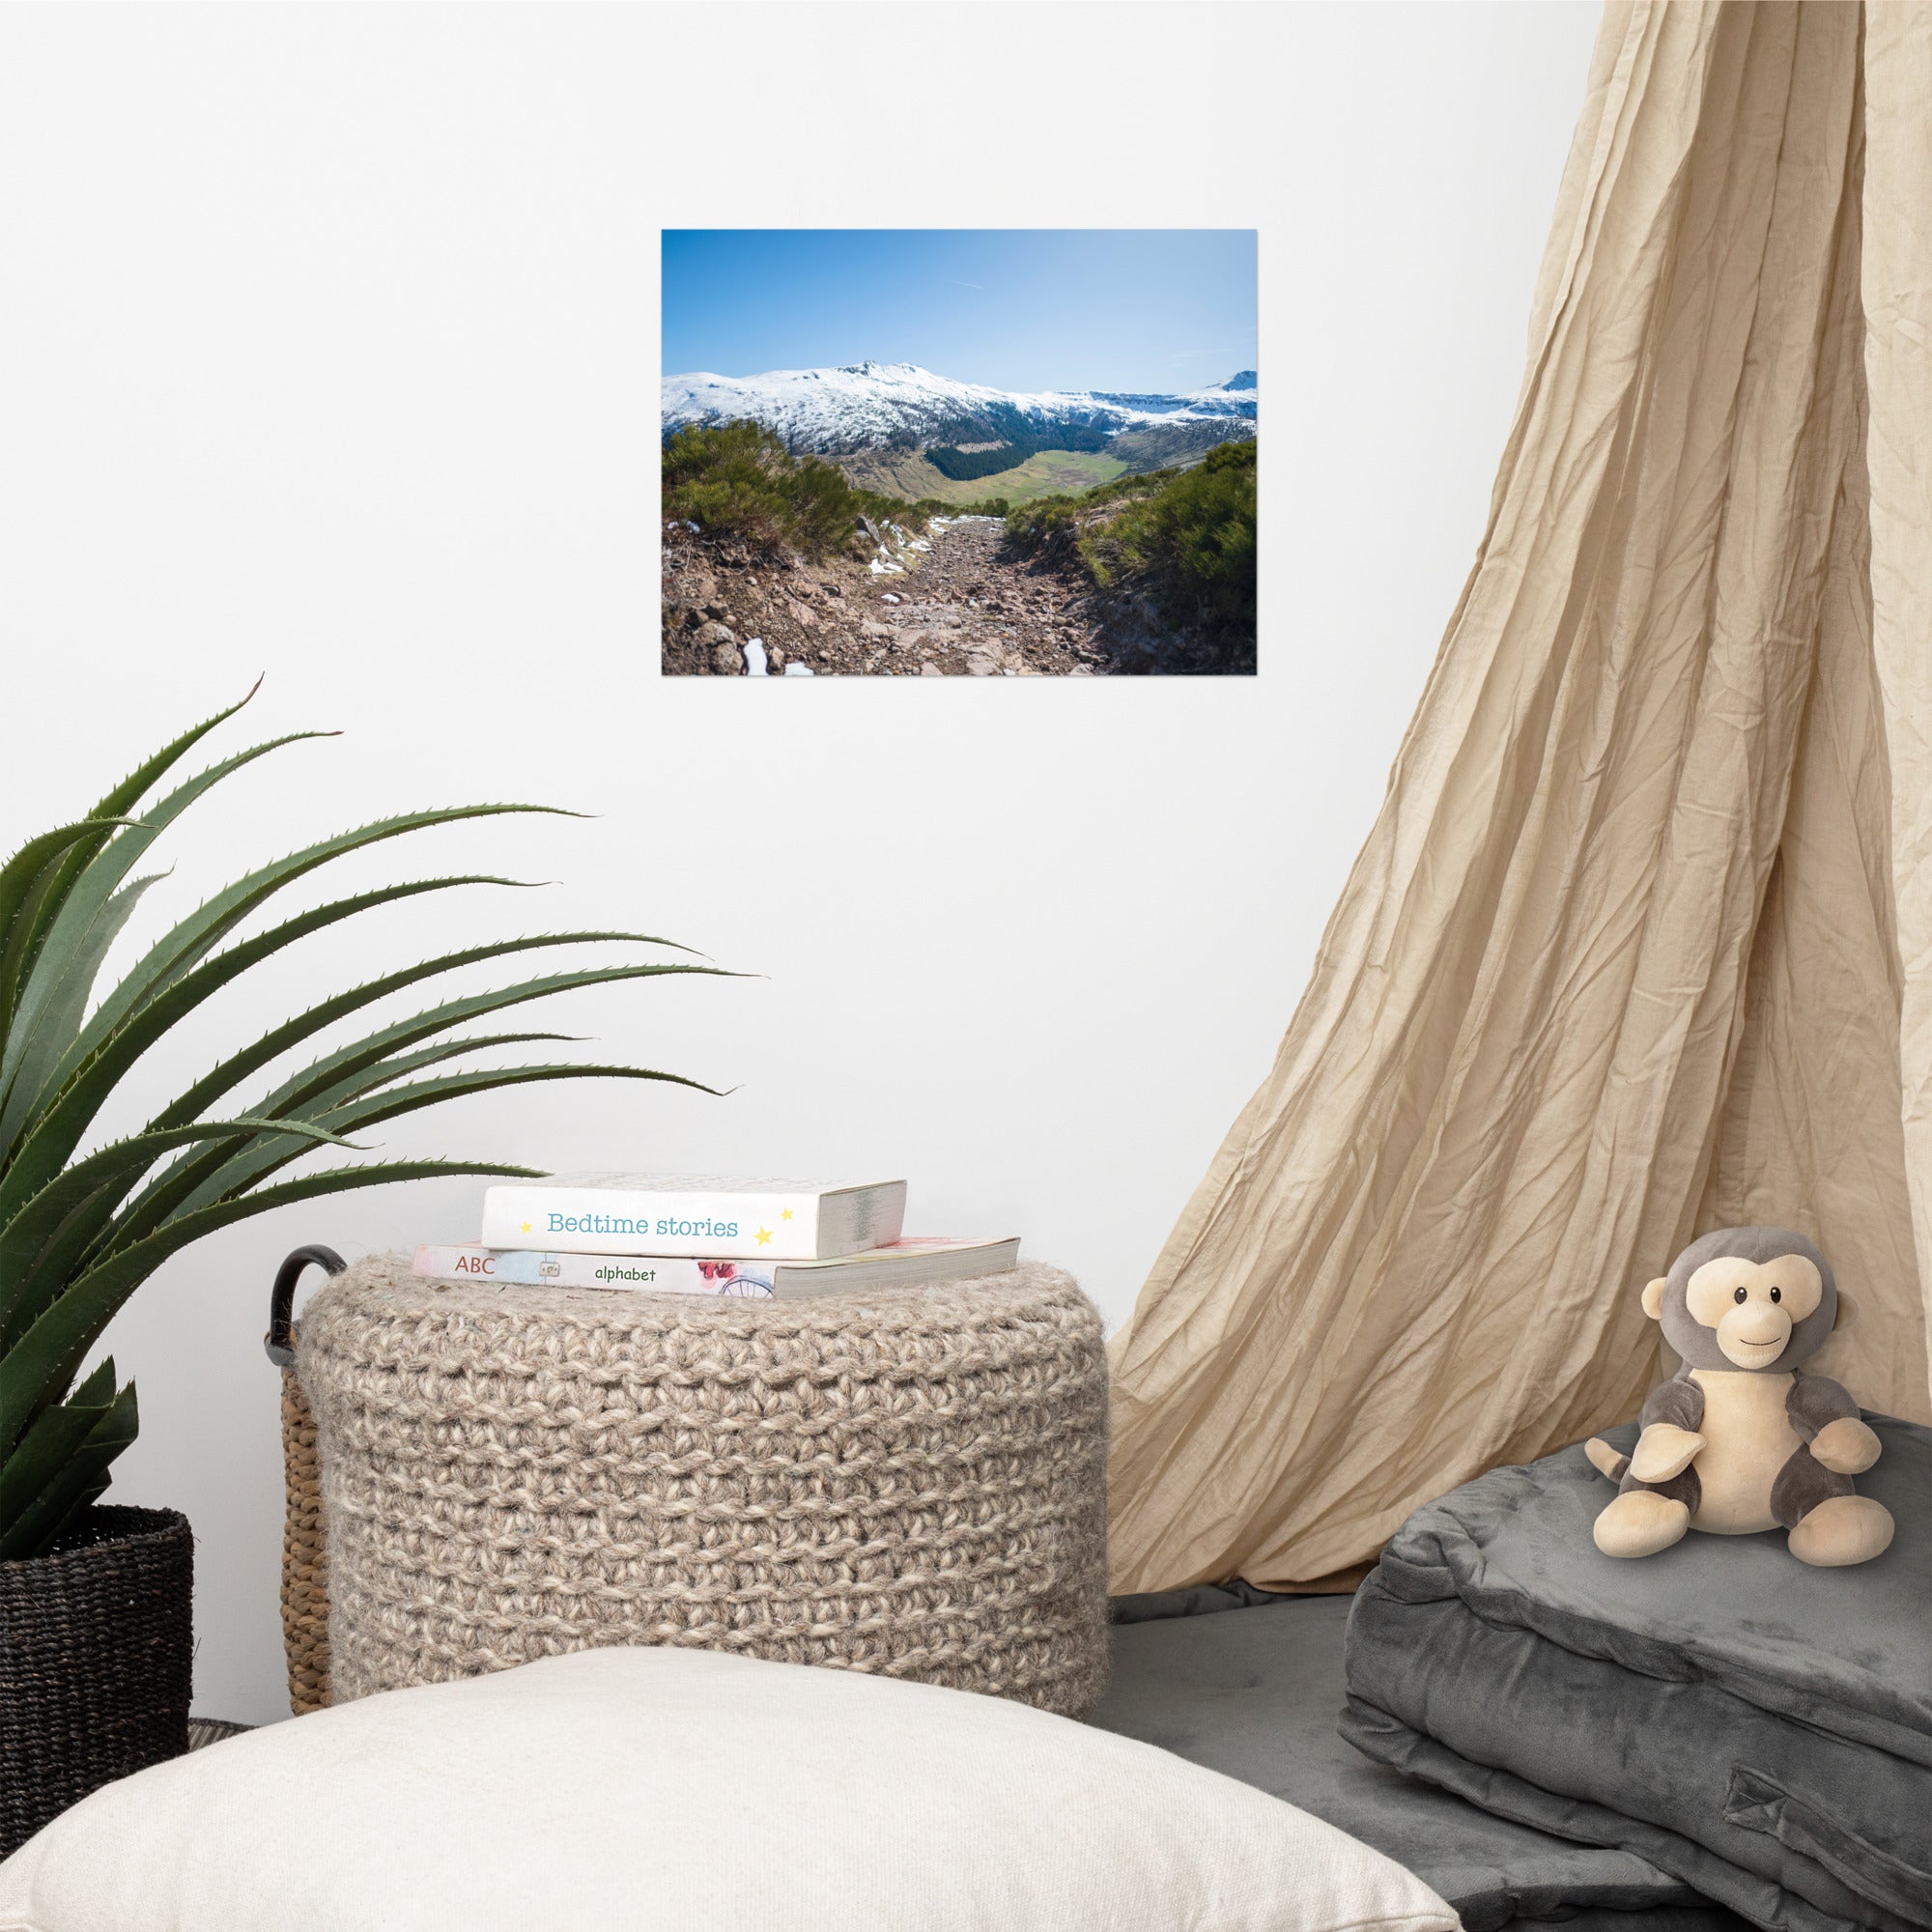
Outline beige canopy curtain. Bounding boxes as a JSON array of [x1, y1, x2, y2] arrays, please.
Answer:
[[1108, 0, 1932, 1598]]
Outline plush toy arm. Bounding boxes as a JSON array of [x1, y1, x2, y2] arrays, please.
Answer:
[[1638, 1376, 1704, 1433], [1630, 1424, 1705, 1482], [1628, 1376, 1706, 1483], [1787, 1374, 1881, 1475]]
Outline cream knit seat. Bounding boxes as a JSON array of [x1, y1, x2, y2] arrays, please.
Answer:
[[297, 1254, 1110, 1716]]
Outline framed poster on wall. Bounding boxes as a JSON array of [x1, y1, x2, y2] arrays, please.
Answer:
[[661, 229, 1258, 677]]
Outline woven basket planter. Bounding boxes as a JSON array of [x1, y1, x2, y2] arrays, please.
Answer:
[[295, 1252, 1111, 1716], [0, 1505, 192, 1859]]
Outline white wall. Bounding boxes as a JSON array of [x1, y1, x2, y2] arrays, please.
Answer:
[[0, 1, 1599, 1725]]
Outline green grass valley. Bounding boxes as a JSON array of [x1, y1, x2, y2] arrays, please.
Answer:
[[835, 446, 1129, 509]]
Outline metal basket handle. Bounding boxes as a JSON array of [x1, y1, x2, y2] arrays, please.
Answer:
[[265, 1245, 347, 1368]]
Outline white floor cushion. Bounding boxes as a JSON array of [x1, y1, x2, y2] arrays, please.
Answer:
[[0, 1645, 1458, 1932]]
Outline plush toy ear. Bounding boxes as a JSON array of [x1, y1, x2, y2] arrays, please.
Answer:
[[1833, 1290, 1855, 1333], [1641, 1277, 1667, 1321]]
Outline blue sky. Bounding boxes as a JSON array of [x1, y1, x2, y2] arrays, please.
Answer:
[[662, 230, 1257, 394]]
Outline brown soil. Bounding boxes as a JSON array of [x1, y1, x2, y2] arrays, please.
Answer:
[[661, 515, 1243, 677]]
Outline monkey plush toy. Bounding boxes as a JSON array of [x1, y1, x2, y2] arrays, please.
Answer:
[[1587, 1227, 1894, 1567]]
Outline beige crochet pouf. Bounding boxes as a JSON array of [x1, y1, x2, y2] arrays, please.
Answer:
[[297, 1254, 1110, 1717]]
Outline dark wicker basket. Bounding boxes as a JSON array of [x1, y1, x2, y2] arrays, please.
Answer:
[[0, 1504, 193, 1858]]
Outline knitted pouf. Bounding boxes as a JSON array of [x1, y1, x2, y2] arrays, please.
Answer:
[[298, 1254, 1110, 1717]]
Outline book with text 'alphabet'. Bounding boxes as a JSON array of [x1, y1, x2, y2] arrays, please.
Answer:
[[477, 1176, 907, 1261], [412, 1236, 1020, 1300]]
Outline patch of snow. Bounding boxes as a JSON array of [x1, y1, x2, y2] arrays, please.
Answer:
[[882, 593, 901, 605], [743, 639, 769, 676], [782, 663, 814, 676]]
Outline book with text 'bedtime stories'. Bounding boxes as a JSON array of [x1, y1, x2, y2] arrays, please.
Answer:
[[477, 1176, 908, 1261], [412, 1236, 1020, 1300]]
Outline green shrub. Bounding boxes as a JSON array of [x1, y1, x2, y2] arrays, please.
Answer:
[[663, 422, 793, 551], [663, 423, 936, 559], [1100, 439, 1256, 630], [1005, 498, 1077, 552], [994, 441, 1255, 633]]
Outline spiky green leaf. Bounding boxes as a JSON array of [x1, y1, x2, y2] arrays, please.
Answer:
[[148, 935, 702, 1134], [0, 1378, 138, 1559], [0, 728, 337, 1147], [2, 1160, 541, 1449], [0, 904, 649, 1225], [62, 803, 586, 1096], [0, 820, 142, 984], [0, 1115, 358, 1343], [0, 682, 263, 1034], [0, 871, 165, 1149], [0, 1357, 119, 1548], [156, 1061, 714, 1225], [101, 1031, 581, 1257]]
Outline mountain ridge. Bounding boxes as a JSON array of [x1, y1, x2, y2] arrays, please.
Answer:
[[662, 360, 1258, 458]]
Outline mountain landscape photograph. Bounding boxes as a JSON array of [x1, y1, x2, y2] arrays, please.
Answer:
[[661, 230, 1258, 676]]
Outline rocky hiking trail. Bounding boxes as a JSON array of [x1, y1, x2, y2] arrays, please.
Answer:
[[661, 513, 1202, 677]]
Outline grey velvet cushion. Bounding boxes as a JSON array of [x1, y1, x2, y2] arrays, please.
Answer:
[[1094, 1587, 1753, 1932], [1341, 1417, 1931, 1932]]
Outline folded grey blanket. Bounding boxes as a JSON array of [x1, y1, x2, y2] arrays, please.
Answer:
[[1342, 1417, 1931, 1932], [1096, 1587, 1753, 1932]]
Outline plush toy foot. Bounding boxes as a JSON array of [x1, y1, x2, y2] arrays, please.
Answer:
[[1594, 1491, 1690, 1558], [1583, 1437, 1626, 1480], [1788, 1494, 1894, 1567]]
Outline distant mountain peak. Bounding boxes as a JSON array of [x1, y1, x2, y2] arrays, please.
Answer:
[[1220, 371, 1258, 391]]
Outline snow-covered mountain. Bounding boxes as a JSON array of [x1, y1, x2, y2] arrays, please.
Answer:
[[661, 360, 1258, 455]]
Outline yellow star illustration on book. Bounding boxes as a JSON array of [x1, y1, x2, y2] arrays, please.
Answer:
[[520, 1221, 531, 1235], [781, 1208, 793, 1221], [755, 1226, 774, 1247]]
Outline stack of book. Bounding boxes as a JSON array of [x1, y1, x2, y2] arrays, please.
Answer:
[[413, 1175, 1020, 1300]]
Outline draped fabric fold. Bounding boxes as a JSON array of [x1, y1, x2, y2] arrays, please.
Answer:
[[1107, 0, 1932, 1598]]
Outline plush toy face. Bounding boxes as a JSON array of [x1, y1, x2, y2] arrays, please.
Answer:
[[1640, 1226, 1836, 1373]]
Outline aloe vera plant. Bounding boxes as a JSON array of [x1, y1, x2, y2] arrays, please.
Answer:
[[0, 690, 724, 1561]]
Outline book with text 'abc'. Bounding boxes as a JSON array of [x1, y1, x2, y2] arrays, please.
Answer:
[[477, 1176, 907, 1261], [412, 1235, 1020, 1299]]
